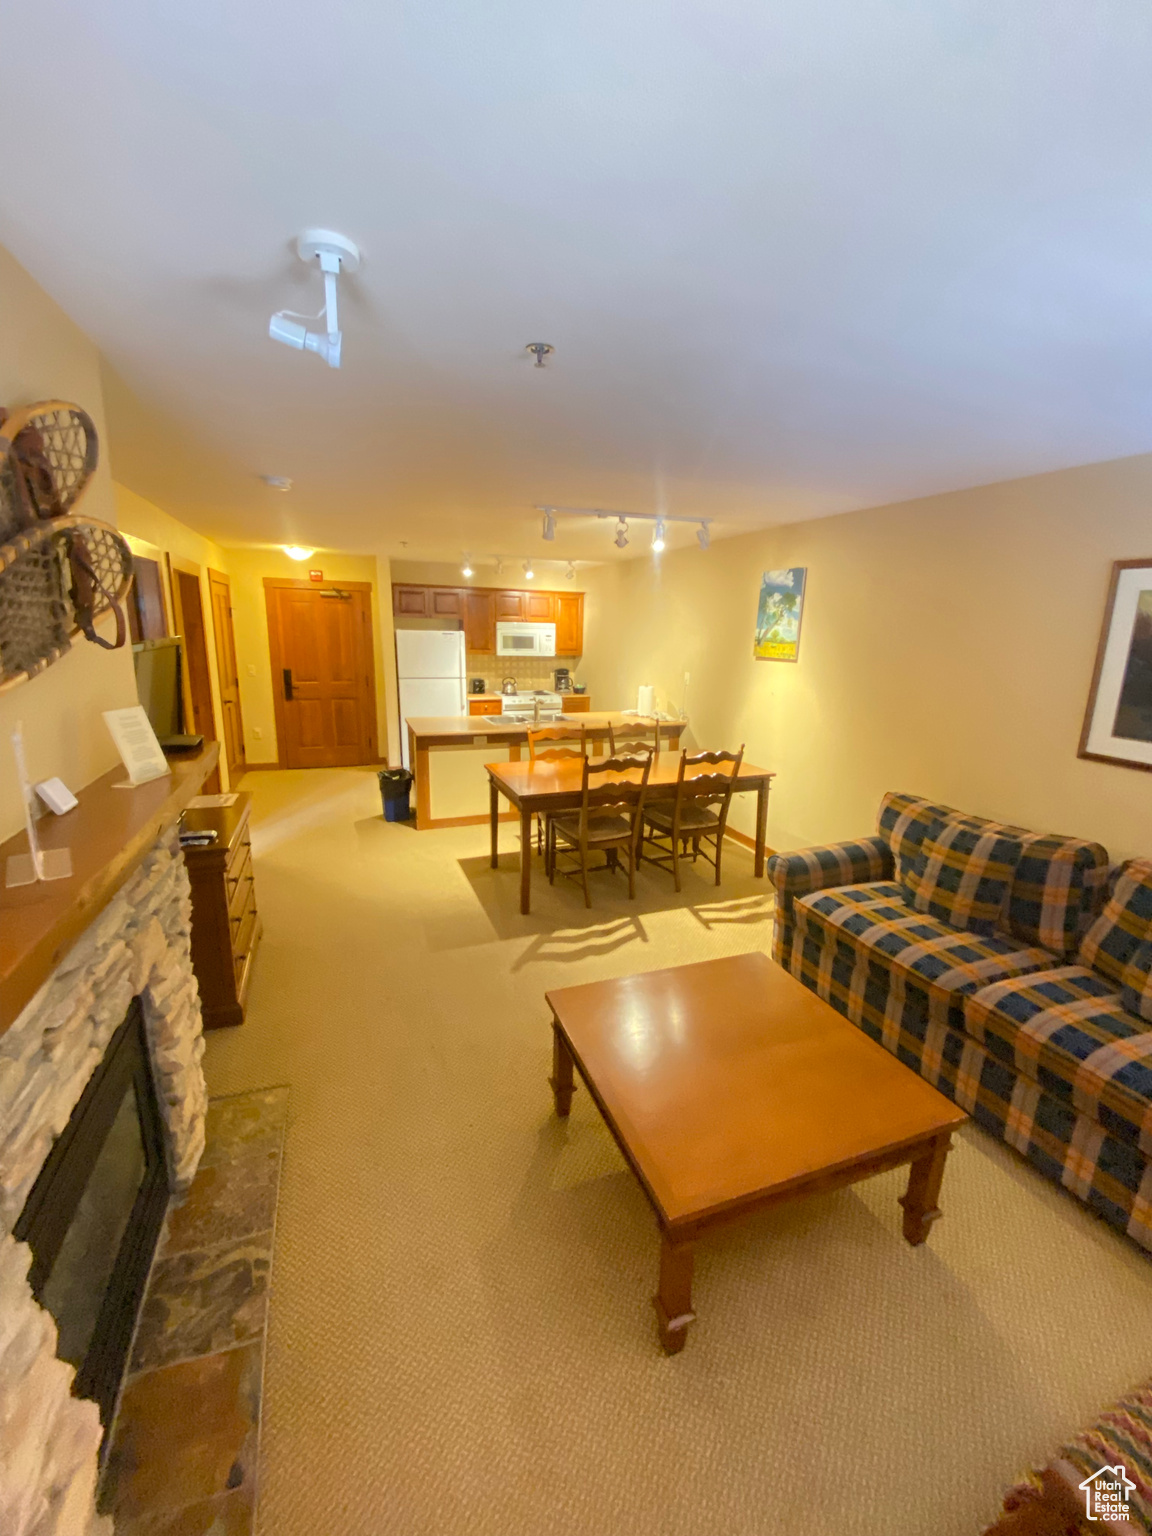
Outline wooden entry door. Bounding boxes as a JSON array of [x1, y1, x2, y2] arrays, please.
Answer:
[[208, 569, 246, 781], [265, 580, 378, 768]]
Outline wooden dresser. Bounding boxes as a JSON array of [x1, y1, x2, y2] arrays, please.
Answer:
[[181, 794, 261, 1030]]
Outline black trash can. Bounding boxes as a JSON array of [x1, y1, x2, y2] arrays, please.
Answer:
[[378, 768, 413, 822]]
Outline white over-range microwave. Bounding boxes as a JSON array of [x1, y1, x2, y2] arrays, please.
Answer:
[[495, 621, 556, 657]]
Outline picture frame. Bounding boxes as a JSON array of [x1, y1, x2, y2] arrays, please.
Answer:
[[1079, 557, 1152, 772], [753, 567, 806, 662]]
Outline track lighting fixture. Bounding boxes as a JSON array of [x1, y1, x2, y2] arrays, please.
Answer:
[[614, 517, 629, 549], [651, 518, 666, 553], [696, 522, 710, 550], [523, 559, 535, 580], [541, 510, 556, 541], [532, 505, 711, 552], [461, 558, 473, 578]]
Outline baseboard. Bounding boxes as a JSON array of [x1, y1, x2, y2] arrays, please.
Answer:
[[724, 825, 777, 858], [421, 811, 519, 829], [238, 760, 282, 772]]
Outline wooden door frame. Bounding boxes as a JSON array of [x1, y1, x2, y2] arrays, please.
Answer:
[[167, 556, 217, 739], [208, 568, 247, 779], [264, 577, 381, 769]]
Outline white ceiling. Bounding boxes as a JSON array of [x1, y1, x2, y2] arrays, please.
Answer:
[[2, 1, 1152, 567]]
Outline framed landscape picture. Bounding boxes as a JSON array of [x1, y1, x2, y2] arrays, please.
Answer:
[[1079, 557, 1152, 771], [753, 567, 806, 661]]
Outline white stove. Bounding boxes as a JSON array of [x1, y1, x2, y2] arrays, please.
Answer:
[[500, 690, 563, 723]]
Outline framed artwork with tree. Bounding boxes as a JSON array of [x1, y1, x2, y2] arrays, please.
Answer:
[[753, 568, 806, 661], [1079, 557, 1152, 771]]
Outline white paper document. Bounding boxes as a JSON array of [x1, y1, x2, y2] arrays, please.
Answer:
[[187, 793, 238, 809], [103, 706, 171, 787]]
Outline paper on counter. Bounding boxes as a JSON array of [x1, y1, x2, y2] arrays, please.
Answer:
[[103, 706, 171, 787]]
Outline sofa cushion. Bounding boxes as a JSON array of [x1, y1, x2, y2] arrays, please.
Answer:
[[794, 886, 1053, 1031], [1121, 939, 1152, 1025], [965, 966, 1152, 1149], [903, 818, 1024, 937], [877, 791, 959, 885], [1008, 833, 1110, 959], [1079, 858, 1152, 985]]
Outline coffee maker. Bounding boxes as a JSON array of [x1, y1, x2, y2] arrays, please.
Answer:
[[553, 668, 572, 693]]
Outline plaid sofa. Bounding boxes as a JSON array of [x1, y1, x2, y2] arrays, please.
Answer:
[[765, 793, 1152, 1252]]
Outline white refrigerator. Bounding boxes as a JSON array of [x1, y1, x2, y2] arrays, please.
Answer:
[[396, 629, 467, 768]]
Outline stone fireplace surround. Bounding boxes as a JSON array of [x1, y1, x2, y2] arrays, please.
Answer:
[[0, 828, 208, 1536]]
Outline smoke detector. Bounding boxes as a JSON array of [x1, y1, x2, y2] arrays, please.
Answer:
[[269, 230, 361, 370]]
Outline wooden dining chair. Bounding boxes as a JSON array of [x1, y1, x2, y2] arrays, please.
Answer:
[[641, 746, 745, 892], [548, 750, 653, 907], [526, 724, 587, 858], [608, 719, 662, 757]]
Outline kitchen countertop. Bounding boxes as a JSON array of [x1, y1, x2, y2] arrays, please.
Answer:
[[406, 711, 673, 740], [468, 692, 589, 702]]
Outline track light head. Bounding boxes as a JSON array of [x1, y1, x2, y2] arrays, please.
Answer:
[[614, 517, 629, 550], [461, 558, 473, 578], [652, 518, 666, 554], [542, 510, 556, 541], [523, 559, 535, 580], [697, 522, 710, 550], [565, 560, 576, 580]]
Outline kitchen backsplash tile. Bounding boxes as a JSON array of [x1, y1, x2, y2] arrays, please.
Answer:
[[466, 654, 581, 691]]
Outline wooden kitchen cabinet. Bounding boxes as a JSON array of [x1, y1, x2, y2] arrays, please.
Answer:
[[468, 697, 503, 716], [430, 588, 462, 617], [181, 794, 262, 1030], [523, 591, 555, 622], [555, 591, 584, 655], [393, 585, 429, 617], [463, 589, 496, 652], [494, 590, 524, 620], [561, 694, 591, 712]]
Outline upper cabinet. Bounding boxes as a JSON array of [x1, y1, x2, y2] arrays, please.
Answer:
[[393, 584, 583, 656], [463, 589, 495, 652], [555, 591, 584, 656]]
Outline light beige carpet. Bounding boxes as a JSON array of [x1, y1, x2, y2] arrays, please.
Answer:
[[205, 767, 1152, 1536]]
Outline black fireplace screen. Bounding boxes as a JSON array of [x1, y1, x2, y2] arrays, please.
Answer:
[[14, 997, 169, 1434]]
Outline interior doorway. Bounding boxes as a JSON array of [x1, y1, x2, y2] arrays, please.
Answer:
[[208, 568, 246, 782], [265, 579, 379, 768]]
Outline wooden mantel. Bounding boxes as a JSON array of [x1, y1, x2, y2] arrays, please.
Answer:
[[0, 742, 219, 1035]]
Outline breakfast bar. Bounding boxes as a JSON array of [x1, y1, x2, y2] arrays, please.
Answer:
[[405, 713, 686, 831]]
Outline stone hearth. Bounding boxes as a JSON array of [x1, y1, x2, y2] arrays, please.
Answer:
[[0, 828, 208, 1536]]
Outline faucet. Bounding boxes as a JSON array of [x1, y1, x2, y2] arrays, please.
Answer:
[[533, 696, 540, 725]]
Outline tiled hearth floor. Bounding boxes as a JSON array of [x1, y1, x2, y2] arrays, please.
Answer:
[[100, 1085, 289, 1534]]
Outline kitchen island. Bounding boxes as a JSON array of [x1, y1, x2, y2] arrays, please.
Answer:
[[405, 713, 684, 831]]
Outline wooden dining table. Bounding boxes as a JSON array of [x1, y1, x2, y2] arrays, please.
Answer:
[[486, 752, 775, 913]]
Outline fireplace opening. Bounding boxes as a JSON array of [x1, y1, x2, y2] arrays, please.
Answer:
[[14, 996, 170, 1439]]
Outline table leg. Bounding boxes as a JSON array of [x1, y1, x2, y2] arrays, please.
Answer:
[[519, 805, 533, 914], [489, 778, 500, 868], [898, 1132, 953, 1245], [653, 1233, 696, 1355], [549, 1022, 575, 1116], [754, 779, 769, 877]]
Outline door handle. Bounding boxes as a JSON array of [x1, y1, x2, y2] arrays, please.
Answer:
[[283, 668, 294, 700]]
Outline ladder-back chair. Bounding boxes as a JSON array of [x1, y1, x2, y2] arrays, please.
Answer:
[[608, 719, 662, 757], [526, 724, 587, 857], [641, 746, 745, 892], [548, 750, 653, 907]]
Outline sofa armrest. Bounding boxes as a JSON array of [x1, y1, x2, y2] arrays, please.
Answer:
[[767, 836, 893, 969], [768, 836, 894, 901]]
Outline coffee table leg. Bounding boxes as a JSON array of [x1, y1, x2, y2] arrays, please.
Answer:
[[653, 1233, 696, 1355], [899, 1132, 953, 1245], [549, 1023, 575, 1117]]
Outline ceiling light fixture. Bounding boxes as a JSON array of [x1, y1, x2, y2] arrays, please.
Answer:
[[651, 518, 666, 554], [541, 509, 556, 541], [523, 559, 535, 580], [461, 557, 474, 578], [260, 475, 293, 491], [535, 505, 712, 551], [614, 517, 629, 550], [696, 522, 710, 550], [525, 342, 554, 368], [269, 229, 361, 370], [565, 560, 576, 580], [283, 545, 315, 561]]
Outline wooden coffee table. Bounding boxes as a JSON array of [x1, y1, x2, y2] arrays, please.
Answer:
[[545, 952, 968, 1353]]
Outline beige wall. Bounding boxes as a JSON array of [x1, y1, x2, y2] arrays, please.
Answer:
[[0, 246, 137, 840], [579, 454, 1152, 862], [222, 548, 388, 766]]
